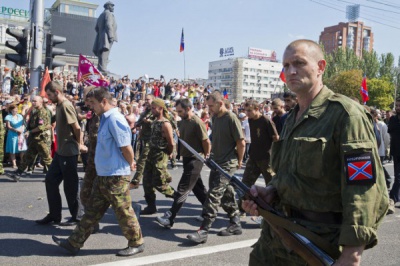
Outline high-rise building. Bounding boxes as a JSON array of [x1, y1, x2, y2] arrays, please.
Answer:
[[319, 21, 373, 57]]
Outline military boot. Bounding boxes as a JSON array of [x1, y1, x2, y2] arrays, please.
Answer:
[[187, 229, 208, 244], [218, 215, 242, 236], [140, 196, 157, 215]]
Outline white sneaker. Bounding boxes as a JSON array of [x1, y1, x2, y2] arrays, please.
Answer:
[[195, 215, 204, 222], [156, 211, 173, 228]]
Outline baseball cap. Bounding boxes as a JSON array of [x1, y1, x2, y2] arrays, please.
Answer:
[[238, 113, 246, 119]]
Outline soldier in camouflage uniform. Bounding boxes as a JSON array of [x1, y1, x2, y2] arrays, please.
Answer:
[[53, 87, 144, 257], [79, 88, 100, 209], [9, 96, 52, 182], [140, 98, 176, 215], [130, 94, 155, 187], [243, 40, 388, 265], [187, 91, 245, 244]]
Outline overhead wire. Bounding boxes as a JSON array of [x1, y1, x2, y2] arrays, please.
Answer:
[[366, 0, 400, 9]]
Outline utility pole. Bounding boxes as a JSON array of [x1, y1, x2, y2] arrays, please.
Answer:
[[30, 0, 44, 90]]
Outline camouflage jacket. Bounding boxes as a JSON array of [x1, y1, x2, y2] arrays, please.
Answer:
[[270, 86, 388, 249], [28, 107, 50, 140], [150, 117, 170, 150], [87, 113, 100, 154]]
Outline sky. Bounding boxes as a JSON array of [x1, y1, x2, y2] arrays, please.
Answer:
[[3, 0, 400, 80]]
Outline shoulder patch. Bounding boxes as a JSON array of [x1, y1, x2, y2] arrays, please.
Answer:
[[345, 152, 376, 185]]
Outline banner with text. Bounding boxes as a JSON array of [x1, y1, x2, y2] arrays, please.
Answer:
[[248, 47, 277, 61]]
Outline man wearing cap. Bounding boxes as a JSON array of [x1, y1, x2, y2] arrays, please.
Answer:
[[140, 98, 176, 214], [93, 1, 117, 74]]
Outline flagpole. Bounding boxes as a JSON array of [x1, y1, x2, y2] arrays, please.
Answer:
[[183, 50, 186, 81]]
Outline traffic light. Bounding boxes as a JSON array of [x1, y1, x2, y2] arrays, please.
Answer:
[[5, 27, 28, 66], [45, 33, 66, 70]]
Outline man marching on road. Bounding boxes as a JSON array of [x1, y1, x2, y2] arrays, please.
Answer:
[[140, 98, 176, 214], [242, 39, 388, 265], [9, 96, 52, 181], [187, 90, 245, 244], [52, 87, 144, 257], [36, 81, 82, 226], [156, 98, 210, 228]]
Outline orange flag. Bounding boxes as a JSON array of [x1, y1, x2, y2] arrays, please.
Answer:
[[40, 67, 51, 98]]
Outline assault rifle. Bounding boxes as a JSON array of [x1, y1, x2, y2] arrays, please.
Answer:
[[179, 139, 337, 266]]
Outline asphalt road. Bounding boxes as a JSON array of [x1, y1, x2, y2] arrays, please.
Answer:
[[0, 161, 398, 266]]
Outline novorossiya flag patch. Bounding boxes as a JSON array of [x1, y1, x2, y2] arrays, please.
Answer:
[[345, 152, 375, 185]]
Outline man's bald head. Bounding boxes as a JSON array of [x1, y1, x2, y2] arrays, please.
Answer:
[[284, 39, 324, 62], [32, 96, 44, 109], [34, 96, 43, 104]]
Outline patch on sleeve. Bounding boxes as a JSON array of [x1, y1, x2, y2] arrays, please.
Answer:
[[345, 152, 375, 185], [38, 119, 44, 125]]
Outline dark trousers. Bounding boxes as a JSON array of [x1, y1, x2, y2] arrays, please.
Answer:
[[45, 153, 79, 219], [380, 156, 392, 189], [169, 157, 207, 220], [390, 155, 400, 202]]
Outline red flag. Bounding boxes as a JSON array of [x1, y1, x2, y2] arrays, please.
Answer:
[[360, 75, 369, 103], [40, 67, 51, 98], [78, 54, 109, 87], [279, 68, 286, 83], [180, 28, 184, 52]]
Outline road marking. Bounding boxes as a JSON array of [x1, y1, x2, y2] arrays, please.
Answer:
[[92, 239, 258, 266]]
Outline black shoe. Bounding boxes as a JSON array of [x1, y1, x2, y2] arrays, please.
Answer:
[[218, 223, 242, 236], [7, 170, 22, 182], [91, 223, 100, 234], [52, 236, 80, 255], [187, 229, 208, 244], [140, 206, 157, 215], [35, 215, 61, 225], [59, 218, 80, 226], [116, 244, 145, 257]]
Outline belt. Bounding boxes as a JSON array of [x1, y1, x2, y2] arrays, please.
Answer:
[[283, 205, 342, 225]]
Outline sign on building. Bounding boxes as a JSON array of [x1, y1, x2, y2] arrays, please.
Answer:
[[248, 47, 277, 61], [220, 47, 234, 57]]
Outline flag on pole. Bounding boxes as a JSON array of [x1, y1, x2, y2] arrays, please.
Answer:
[[279, 68, 286, 83], [223, 88, 228, 99], [40, 67, 51, 98], [77, 54, 109, 87], [360, 75, 369, 104], [180, 28, 184, 52]]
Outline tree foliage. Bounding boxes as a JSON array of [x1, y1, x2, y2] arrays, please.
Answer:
[[379, 53, 395, 82], [324, 69, 363, 100], [367, 78, 394, 110]]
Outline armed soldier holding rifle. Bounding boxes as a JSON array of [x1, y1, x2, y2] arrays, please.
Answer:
[[242, 39, 389, 265]]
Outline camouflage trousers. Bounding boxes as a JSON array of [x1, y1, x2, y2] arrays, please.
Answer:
[[68, 175, 143, 248], [142, 149, 175, 203], [250, 218, 340, 266], [0, 130, 4, 174], [18, 139, 52, 172], [239, 157, 274, 212], [131, 141, 150, 185], [201, 160, 240, 228], [80, 150, 97, 209]]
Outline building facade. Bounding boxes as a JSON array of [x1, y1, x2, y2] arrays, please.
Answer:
[[319, 21, 373, 57], [208, 57, 285, 102], [0, 0, 98, 73]]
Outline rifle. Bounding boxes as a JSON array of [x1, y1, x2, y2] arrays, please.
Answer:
[[179, 138, 337, 266]]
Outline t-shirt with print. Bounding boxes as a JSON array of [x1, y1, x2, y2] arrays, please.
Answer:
[[56, 99, 79, 156]]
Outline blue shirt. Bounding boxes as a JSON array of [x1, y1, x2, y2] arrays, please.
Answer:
[[95, 107, 131, 176]]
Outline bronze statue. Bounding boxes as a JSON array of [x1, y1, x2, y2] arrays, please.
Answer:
[[93, 1, 118, 74]]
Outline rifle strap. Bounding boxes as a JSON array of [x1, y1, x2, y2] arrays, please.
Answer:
[[258, 208, 341, 260]]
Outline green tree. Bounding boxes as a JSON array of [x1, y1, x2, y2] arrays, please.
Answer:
[[325, 69, 363, 100], [323, 47, 361, 80], [367, 78, 394, 110], [379, 53, 395, 82], [360, 50, 380, 79]]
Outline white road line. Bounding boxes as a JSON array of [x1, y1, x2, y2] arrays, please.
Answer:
[[92, 239, 258, 266]]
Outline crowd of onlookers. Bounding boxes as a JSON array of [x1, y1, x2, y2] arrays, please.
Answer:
[[0, 67, 395, 171]]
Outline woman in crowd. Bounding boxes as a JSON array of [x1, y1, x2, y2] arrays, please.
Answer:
[[5, 104, 26, 168]]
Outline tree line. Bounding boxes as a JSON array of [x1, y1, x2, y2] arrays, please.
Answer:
[[322, 47, 399, 110]]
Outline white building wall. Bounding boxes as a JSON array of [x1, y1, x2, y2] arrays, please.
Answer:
[[208, 57, 285, 102]]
